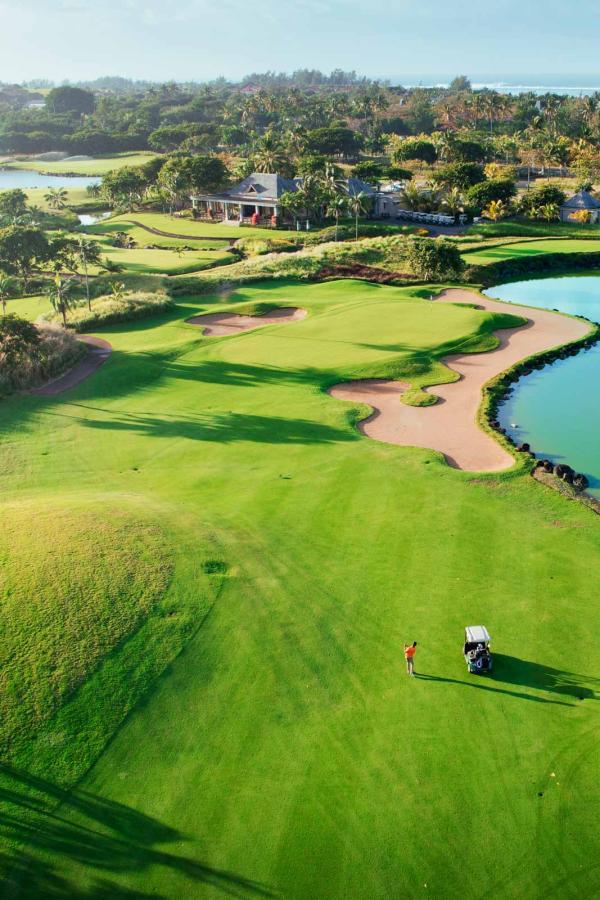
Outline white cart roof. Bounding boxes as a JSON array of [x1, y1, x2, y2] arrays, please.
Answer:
[[465, 625, 491, 643]]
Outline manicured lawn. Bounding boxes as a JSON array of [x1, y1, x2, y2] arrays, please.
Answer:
[[463, 238, 600, 265], [96, 241, 234, 275], [469, 219, 600, 240], [103, 211, 300, 240], [4, 152, 160, 176], [2, 279, 600, 897], [84, 218, 229, 250]]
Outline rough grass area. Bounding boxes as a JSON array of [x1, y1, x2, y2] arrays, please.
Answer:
[[44, 290, 173, 331], [170, 235, 409, 295], [0, 501, 172, 764], [2, 278, 600, 897], [0, 323, 85, 394]]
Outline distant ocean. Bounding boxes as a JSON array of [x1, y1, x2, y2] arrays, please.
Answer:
[[398, 76, 600, 96]]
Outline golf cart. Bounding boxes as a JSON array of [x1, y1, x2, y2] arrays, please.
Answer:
[[463, 625, 492, 674]]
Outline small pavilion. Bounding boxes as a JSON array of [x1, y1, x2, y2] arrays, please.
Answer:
[[560, 190, 600, 224]]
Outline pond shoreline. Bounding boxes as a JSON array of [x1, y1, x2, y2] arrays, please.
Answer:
[[481, 277, 600, 507]]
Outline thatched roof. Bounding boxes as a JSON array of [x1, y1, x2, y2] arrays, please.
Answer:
[[562, 190, 600, 210]]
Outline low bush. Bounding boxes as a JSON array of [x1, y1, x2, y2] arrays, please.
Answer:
[[0, 315, 85, 394], [44, 289, 173, 331]]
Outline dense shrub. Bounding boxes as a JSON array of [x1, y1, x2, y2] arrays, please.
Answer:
[[0, 316, 85, 394], [466, 179, 517, 212], [519, 185, 566, 215], [432, 162, 486, 190], [404, 237, 465, 281]]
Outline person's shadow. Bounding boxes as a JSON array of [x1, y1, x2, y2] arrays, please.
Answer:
[[416, 654, 597, 706]]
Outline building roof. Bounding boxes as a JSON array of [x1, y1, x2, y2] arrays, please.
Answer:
[[562, 190, 600, 210], [346, 177, 376, 197], [191, 172, 377, 205]]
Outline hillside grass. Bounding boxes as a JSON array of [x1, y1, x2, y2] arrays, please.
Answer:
[[462, 237, 600, 265], [1, 277, 600, 897]]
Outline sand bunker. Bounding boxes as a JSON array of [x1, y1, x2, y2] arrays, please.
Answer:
[[32, 336, 112, 396], [329, 289, 590, 472], [187, 306, 306, 336]]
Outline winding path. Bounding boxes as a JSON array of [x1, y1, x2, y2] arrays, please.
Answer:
[[121, 220, 235, 244], [186, 307, 307, 336], [32, 336, 112, 396], [329, 289, 590, 471]]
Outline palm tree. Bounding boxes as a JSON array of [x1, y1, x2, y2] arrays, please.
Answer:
[[346, 189, 370, 240], [73, 238, 102, 311], [47, 274, 75, 327], [400, 182, 425, 211], [482, 199, 507, 222], [86, 183, 102, 199], [44, 188, 69, 211], [0, 275, 17, 318], [442, 187, 465, 219], [325, 193, 348, 241], [538, 202, 560, 222]]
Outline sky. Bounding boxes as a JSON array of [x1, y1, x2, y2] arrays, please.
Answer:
[[2, 0, 600, 84]]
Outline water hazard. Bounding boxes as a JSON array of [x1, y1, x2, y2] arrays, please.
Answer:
[[485, 276, 600, 496]]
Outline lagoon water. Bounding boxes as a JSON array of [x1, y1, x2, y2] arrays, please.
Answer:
[[485, 276, 600, 495], [0, 169, 100, 191]]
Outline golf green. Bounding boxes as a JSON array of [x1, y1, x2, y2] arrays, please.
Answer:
[[2, 278, 600, 898]]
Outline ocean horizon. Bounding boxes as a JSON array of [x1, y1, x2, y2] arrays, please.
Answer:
[[395, 75, 600, 95]]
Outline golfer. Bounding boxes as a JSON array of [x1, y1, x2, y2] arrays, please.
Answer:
[[404, 641, 417, 676]]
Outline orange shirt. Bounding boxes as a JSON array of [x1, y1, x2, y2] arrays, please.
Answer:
[[404, 645, 416, 659]]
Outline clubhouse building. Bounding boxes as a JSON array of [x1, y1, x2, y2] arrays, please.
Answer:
[[190, 172, 377, 227]]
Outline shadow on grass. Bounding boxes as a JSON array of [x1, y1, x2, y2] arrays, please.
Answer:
[[0, 766, 276, 899], [48, 406, 355, 445], [416, 654, 598, 706]]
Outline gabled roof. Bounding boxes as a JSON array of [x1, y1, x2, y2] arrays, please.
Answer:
[[562, 190, 600, 210], [346, 177, 377, 197], [224, 173, 299, 201]]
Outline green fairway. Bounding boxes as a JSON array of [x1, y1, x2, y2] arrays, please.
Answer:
[[463, 237, 600, 265], [83, 219, 228, 250], [96, 241, 233, 275], [4, 152, 160, 176], [2, 279, 600, 898]]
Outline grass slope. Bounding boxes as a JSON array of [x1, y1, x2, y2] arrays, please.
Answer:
[[101, 211, 300, 240], [1, 279, 600, 898], [462, 237, 600, 265]]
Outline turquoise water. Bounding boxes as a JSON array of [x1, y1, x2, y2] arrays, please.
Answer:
[[0, 169, 100, 190], [485, 276, 600, 495]]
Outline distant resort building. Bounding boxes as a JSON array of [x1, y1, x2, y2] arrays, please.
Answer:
[[190, 172, 377, 227], [560, 190, 600, 224]]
